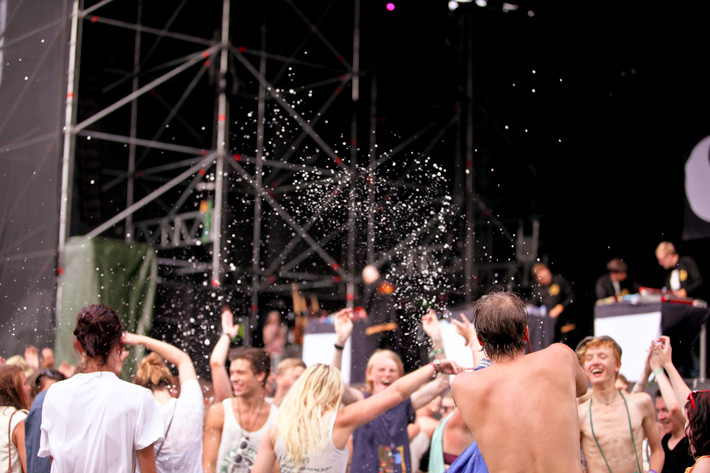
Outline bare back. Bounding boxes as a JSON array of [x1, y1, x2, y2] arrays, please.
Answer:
[[452, 343, 586, 473]]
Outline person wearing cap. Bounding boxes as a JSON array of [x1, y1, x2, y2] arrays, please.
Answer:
[[576, 336, 664, 473], [595, 258, 641, 301]]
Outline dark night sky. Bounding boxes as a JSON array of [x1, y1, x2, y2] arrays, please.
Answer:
[[372, 0, 710, 309], [80, 0, 710, 310]]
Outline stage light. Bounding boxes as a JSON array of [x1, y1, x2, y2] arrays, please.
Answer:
[[474, 0, 487, 7], [386, 2, 395, 11], [448, 0, 459, 10]]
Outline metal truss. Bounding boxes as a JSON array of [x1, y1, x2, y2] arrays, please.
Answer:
[[58, 0, 539, 326]]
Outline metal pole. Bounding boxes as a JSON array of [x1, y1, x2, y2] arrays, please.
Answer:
[[464, 12, 475, 304], [56, 0, 81, 322], [58, 0, 81, 255], [345, 0, 360, 307], [367, 74, 376, 264], [250, 8, 268, 334], [126, 0, 143, 242], [211, 0, 230, 287]]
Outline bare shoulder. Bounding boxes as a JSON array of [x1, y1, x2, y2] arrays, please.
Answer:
[[451, 370, 487, 399], [627, 391, 655, 411], [542, 342, 577, 359], [452, 370, 479, 392], [206, 400, 226, 423], [692, 457, 710, 473]]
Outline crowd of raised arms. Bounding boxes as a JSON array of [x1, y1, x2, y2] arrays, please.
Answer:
[[0, 292, 708, 473]]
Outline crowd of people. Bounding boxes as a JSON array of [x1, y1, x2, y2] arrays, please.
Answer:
[[0, 239, 706, 473]]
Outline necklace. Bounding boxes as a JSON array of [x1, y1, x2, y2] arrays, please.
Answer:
[[589, 390, 641, 473], [236, 396, 264, 440]]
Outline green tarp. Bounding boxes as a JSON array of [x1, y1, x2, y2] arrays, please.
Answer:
[[55, 237, 157, 378]]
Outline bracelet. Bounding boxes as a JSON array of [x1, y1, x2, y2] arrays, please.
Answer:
[[648, 470, 658, 473], [334, 343, 345, 350], [222, 332, 238, 342], [653, 368, 664, 376], [428, 347, 445, 359], [430, 359, 441, 374]]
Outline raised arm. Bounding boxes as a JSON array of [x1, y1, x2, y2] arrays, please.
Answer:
[[330, 308, 363, 405], [210, 307, 240, 403], [655, 335, 691, 420], [333, 360, 461, 448], [649, 347, 685, 426], [631, 341, 654, 394], [331, 308, 354, 370], [122, 333, 197, 384], [411, 311, 452, 409], [422, 310, 445, 361], [452, 312, 486, 367]]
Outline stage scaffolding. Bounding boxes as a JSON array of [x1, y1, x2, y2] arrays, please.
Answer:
[[56, 0, 540, 338]]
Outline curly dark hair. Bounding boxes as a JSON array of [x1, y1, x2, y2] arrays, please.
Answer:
[[686, 391, 710, 457], [473, 291, 528, 360], [73, 304, 124, 364]]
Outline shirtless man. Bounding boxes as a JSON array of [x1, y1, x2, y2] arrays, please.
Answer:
[[451, 291, 588, 473], [576, 336, 664, 473]]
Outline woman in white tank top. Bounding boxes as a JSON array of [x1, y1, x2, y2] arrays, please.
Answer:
[[252, 360, 460, 473]]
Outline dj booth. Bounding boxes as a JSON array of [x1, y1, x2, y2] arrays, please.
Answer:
[[593, 294, 710, 381]]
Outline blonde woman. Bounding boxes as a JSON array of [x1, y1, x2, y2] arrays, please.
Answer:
[[124, 333, 203, 473], [253, 360, 460, 473]]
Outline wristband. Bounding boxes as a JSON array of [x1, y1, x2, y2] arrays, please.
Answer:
[[428, 347, 445, 359], [649, 470, 658, 473], [334, 344, 345, 350], [653, 368, 664, 376], [222, 332, 238, 343]]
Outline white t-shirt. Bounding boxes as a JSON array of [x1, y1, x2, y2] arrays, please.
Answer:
[[153, 379, 204, 473], [39, 371, 164, 473], [0, 406, 28, 473]]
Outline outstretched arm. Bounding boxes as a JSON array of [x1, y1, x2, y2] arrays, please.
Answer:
[[411, 311, 452, 409], [333, 360, 461, 448], [210, 307, 240, 403], [122, 333, 197, 384]]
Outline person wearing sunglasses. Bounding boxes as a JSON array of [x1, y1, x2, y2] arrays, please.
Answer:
[[632, 336, 694, 473], [651, 335, 710, 473], [452, 291, 588, 473], [576, 335, 664, 473]]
